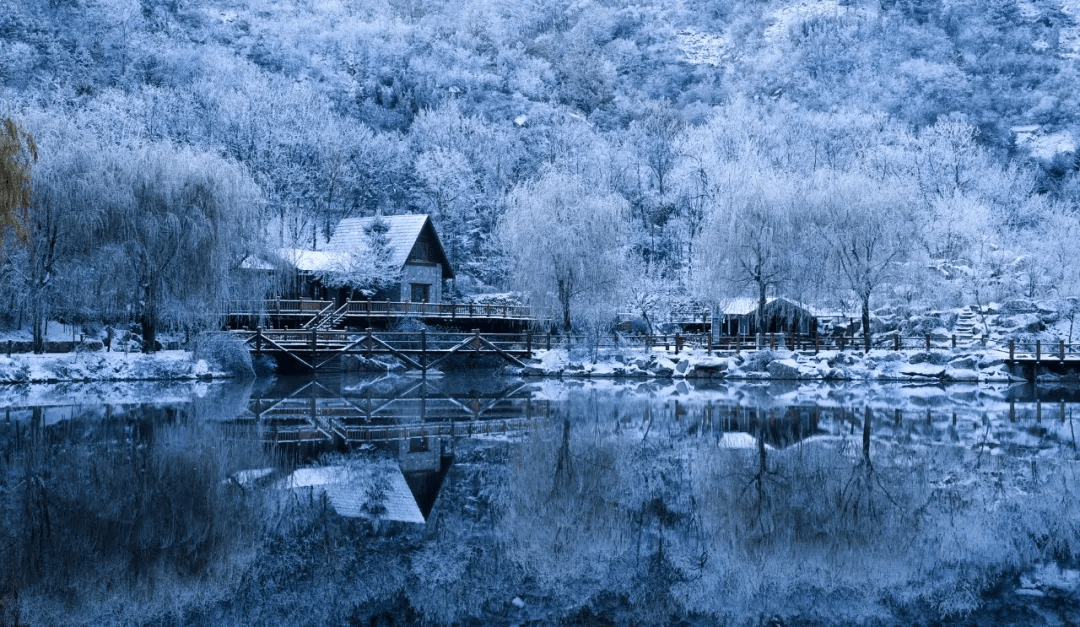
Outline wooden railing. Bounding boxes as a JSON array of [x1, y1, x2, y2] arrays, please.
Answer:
[[226, 299, 543, 320]]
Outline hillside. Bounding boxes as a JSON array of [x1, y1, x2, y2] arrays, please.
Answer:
[[1, 0, 1079, 342]]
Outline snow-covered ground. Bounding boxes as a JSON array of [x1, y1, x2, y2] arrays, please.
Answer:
[[0, 350, 224, 384]]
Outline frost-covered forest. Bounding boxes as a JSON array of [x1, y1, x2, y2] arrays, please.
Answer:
[[2, 0, 1080, 343]]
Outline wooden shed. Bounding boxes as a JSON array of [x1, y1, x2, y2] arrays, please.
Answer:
[[711, 297, 821, 342]]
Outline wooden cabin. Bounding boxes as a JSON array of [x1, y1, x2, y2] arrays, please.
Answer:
[[274, 214, 454, 304]]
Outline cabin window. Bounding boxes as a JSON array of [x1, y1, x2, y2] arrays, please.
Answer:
[[410, 283, 430, 303]]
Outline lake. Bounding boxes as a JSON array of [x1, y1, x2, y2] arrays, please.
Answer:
[[2, 374, 1079, 626]]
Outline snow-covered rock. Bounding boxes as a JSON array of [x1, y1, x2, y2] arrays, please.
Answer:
[[767, 359, 802, 380], [899, 363, 946, 379]]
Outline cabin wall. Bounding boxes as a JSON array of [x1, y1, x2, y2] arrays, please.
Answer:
[[401, 263, 443, 303]]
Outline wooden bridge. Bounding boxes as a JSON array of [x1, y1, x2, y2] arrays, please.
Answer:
[[226, 299, 544, 331], [234, 328, 534, 373]]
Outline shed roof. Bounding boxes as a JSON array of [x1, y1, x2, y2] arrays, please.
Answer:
[[719, 297, 842, 318], [278, 248, 354, 273]]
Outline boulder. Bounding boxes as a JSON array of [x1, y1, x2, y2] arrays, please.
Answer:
[[948, 356, 978, 370], [675, 359, 690, 374], [767, 359, 802, 380], [908, 351, 951, 365], [999, 299, 1038, 314], [944, 368, 980, 382], [900, 363, 946, 378]]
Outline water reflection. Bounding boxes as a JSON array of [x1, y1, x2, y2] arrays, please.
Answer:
[[2, 377, 1080, 625]]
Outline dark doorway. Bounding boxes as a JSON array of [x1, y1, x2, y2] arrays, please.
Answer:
[[410, 283, 430, 303]]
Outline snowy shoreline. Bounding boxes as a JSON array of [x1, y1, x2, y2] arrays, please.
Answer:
[[505, 346, 1040, 383], [0, 350, 229, 384]]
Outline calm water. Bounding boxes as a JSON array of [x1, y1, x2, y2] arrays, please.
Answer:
[[2, 375, 1079, 626]]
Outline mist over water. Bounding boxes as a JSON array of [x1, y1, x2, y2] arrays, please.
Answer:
[[2, 375, 1079, 626]]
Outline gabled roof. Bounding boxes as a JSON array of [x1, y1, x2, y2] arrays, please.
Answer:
[[284, 464, 425, 524], [719, 297, 843, 318], [324, 214, 454, 279]]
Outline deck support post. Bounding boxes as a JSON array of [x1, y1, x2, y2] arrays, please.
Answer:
[[925, 334, 931, 350], [1009, 340, 1015, 361], [310, 328, 318, 373], [1036, 340, 1042, 362], [1060, 340, 1065, 361], [255, 327, 263, 359], [526, 332, 532, 358], [675, 333, 682, 355], [893, 334, 900, 351], [421, 329, 427, 376]]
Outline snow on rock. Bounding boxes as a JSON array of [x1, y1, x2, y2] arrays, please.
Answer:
[[899, 363, 947, 379], [0, 350, 227, 384], [523, 345, 1023, 382]]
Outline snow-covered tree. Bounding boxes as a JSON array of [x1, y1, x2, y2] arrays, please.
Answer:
[[498, 169, 628, 333], [810, 170, 912, 351]]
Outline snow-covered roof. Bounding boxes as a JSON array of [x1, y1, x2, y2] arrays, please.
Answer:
[[324, 214, 427, 269], [321, 214, 453, 279], [720, 298, 776, 316], [719, 297, 848, 319], [284, 464, 425, 524], [239, 255, 276, 271], [278, 248, 354, 273]]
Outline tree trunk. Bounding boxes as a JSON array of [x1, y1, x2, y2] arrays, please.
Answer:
[[141, 281, 158, 353], [31, 306, 44, 354], [141, 309, 157, 353], [557, 277, 572, 335], [861, 293, 871, 353], [756, 280, 767, 349]]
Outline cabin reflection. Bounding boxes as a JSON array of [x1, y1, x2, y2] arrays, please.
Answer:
[[231, 377, 544, 522]]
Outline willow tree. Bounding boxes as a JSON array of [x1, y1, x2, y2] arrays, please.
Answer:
[[498, 169, 628, 334], [696, 166, 804, 348], [102, 142, 261, 352], [811, 171, 911, 352], [0, 118, 36, 243]]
